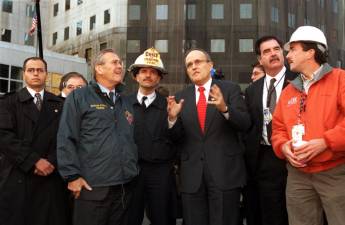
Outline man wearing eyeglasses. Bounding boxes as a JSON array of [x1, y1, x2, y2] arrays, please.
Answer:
[[0, 57, 69, 225], [57, 49, 139, 225], [167, 49, 250, 225], [272, 26, 345, 225], [59, 72, 87, 98]]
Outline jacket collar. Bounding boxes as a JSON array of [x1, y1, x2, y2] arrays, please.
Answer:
[[290, 63, 333, 92]]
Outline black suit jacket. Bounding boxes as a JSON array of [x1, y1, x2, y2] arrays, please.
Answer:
[[244, 69, 297, 177], [175, 79, 251, 193], [0, 88, 69, 225]]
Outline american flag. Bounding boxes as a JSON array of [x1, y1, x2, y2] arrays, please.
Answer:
[[29, 15, 38, 35]]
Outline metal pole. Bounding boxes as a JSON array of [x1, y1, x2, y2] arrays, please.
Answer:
[[35, 0, 44, 59]]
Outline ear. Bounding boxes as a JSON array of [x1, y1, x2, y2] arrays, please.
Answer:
[[257, 55, 262, 64], [307, 49, 316, 60], [95, 64, 103, 75]]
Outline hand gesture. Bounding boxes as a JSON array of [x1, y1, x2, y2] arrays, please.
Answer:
[[167, 96, 184, 121], [208, 84, 228, 113], [281, 140, 307, 168], [68, 177, 92, 199], [293, 138, 327, 164]]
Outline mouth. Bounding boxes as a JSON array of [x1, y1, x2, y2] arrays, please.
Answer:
[[270, 58, 280, 63]]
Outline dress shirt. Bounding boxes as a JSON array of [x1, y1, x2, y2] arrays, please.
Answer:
[[26, 87, 44, 104], [137, 91, 156, 107]]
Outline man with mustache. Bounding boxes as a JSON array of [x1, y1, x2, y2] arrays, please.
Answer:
[[243, 36, 297, 225], [167, 49, 250, 225], [272, 26, 345, 225], [126, 48, 180, 225]]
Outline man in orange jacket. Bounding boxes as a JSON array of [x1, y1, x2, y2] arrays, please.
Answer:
[[272, 26, 345, 225]]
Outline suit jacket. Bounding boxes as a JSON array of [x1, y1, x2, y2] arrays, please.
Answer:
[[244, 68, 297, 177], [175, 79, 251, 193], [0, 88, 69, 225]]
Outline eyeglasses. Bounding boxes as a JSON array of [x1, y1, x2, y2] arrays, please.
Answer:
[[26, 68, 46, 73], [186, 59, 209, 70]]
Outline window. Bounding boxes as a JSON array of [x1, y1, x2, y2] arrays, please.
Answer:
[[240, 4, 252, 19], [0, 64, 23, 94], [129, 5, 140, 20], [320, 24, 326, 33], [0, 79, 9, 93], [2, 0, 13, 13], [26, 4, 35, 17], [211, 4, 224, 19], [65, 0, 70, 11], [100, 42, 107, 50], [52, 32, 58, 45], [1, 29, 11, 42], [186, 4, 196, 20], [320, 0, 324, 8], [154, 40, 168, 53], [85, 48, 92, 64], [24, 33, 34, 46], [332, 0, 338, 13], [90, 15, 96, 30], [156, 5, 168, 20], [11, 66, 22, 80], [211, 39, 225, 53], [53, 3, 58, 16], [64, 27, 69, 40], [77, 0, 83, 5], [288, 13, 295, 28], [304, 18, 310, 25], [0, 64, 9, 79], [271, 6, 279, 23], [127, 40, 140, 53], [239, 39, 253, 52], [76, 21, 82, 35], [104, 9, 110, 24]]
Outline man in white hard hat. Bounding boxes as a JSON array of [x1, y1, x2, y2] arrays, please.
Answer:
[[271, 26, 345, 225], [126, 48, 181, 225]]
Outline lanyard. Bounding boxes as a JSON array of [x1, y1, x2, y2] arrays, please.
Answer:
[[297, 91, 307, 124], [265, 74, 285, 108]]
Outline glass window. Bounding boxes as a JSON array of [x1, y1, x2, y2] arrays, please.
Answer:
[[304, 18, 310, 25], [53, 3, 58, 16], [129, 5, 140, 20], [64, 26, 69, 40], [10, 81, 23, 92], [211, 4, 224, 19], [85, 48, 92, 64], [0, 79, 9, 93], [76, 21, 82, 36], [10, 66, 22, 80], [2, 0, 13, 13], [288, 13, 295, 28], [0, 64, 9, 79], [187, 4, 196, 20], [100, 42, 107, 50], [211, 39, 225, 53], [1, 29, 11, 42], [239, 39, 253, 52], [332, 0, 338, 13], [127, 40, 140, 53], [90, 15, 96, 30], [24, 33, 34, 46], [155, 40, 168, 53], [320, 24, 326, 33], [26, 4, 35, 17], [52, 32, 58, 45], [271, 6, 279, 23], [104, 9, 110, 24], [65, 0, 70, 11], [320, 0, 324, 8], [156, 5, 168, 20], [77, 0, 83, 5], [240, 4, 252, 19]]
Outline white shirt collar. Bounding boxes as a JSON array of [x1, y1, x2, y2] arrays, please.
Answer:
[[26, 87, 44, 99], [61, 91, 67, 98], [194, 77, 212, 92], [97, 83, 115, 95], [265, 66, 286, 84], [137, 90, 156, 107]]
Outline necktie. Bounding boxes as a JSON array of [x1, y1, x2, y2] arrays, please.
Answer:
[[35, 93, 42, 111], [197, 87, 207, 133], [141, 96, 148, 109], [266, 78, 276, 143], [109, 92, 115, 104]]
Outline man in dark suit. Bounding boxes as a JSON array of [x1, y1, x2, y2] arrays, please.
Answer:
[[126, 47, 180, 225], [0, 57, 69, 225], [167, 49, 251, 225], [243, 36, 297, 225]]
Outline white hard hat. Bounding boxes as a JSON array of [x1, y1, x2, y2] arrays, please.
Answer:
[[284, 26, 328, 52], [128, 47, 167, 75]]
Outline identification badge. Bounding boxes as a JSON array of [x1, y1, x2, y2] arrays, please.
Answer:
[[263, 108, 272, 125], [292, 124, 305, 147]]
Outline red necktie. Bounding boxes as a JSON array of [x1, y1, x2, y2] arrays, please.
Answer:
[[197, 86, 207, 133]]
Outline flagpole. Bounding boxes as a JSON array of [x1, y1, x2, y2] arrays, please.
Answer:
[[35, 0, 44, 59]]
